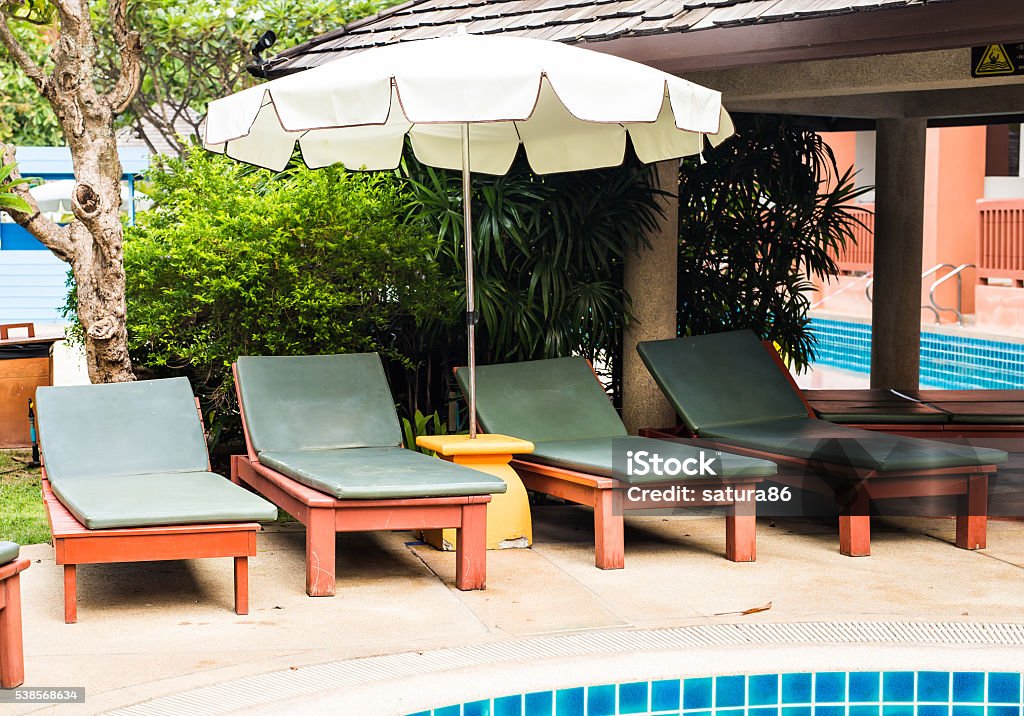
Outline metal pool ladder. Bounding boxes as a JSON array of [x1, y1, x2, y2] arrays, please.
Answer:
[[864, 263, 975, 325]]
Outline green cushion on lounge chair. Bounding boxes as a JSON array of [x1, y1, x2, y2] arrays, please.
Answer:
[[702, 418, 1008, 472], [258, 447, 507, 500], [456, 357, 628, 443], [36, 377, 209, 484], [36, 378, 278, 529], [637, 331, 809, 433], [523, 436, 777, 482], [0, 541, 19, 565], [49, 471, 278, 530], [236, 354, 403, 453]]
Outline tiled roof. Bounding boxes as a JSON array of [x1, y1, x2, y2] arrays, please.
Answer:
[[265, 0, 953, 76]]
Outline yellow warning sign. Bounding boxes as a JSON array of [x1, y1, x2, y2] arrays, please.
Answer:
[[974, 44, 1015, 76]]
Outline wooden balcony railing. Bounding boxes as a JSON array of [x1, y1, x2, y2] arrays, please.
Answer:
[[831, 204, 874, 273], [977, 199, 1024, 285]]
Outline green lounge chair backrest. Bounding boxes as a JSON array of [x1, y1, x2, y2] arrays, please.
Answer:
[[637, 330, 810, 434], [456, 357, 627, 443], [236, 353, 402, 453], [36, 377, 209, 483]]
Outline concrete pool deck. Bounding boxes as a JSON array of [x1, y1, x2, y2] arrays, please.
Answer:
[[9, 503, 1024, 715]]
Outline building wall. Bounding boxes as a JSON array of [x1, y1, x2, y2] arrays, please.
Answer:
[[0, 249, 70, 324], [815, 125, 1018, 328]]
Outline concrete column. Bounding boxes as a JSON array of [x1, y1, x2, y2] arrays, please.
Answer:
[[870, 118, 927, 390], [622, 159, 679, 434]]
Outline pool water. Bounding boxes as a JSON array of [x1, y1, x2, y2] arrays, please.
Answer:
[[410, 671, 1024, 716], [811, 318, 1024, 389]]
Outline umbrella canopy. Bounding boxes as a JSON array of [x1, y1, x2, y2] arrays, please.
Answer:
[[204, 32, 733, 437]]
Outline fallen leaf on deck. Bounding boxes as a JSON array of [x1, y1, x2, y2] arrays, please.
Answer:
[[714, 601, 772, 616]]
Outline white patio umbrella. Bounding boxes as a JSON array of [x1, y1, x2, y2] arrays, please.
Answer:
[[205, 32, 734, 438]]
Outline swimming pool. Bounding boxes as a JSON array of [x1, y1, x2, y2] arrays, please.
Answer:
[[811, 318, 1024, 389], [411, 671, 1024, 716]]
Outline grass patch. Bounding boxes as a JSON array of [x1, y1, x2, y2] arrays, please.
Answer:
[[0, 449, 48, 545]]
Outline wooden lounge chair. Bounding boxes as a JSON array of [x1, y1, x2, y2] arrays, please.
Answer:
[[35, 378, 277, 623], [0, 541, 28, 688], [636, 330, 1009, 557], [231, 354, 507, 597], [808, 388, 1024, 439], [454, 357, 778, 568]]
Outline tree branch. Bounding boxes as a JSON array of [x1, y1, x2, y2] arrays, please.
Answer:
[[0, 14, 49, 93], [1, 144, 75, 262], [104, 0, 141, 113]]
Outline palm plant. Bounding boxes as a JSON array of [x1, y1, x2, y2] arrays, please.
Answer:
[[677, 115, 871, 370], [400, 153, 662, 415]]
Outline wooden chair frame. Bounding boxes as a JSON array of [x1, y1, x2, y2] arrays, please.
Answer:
[[230, 363, 491, 597], [511, 459, 763, 568], [41, 478, 259, 624], [0, 556, 29, 688], [638, 341, 997, 557]]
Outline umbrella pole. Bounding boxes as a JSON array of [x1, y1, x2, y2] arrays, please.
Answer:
[[462, 123, 478, 439]]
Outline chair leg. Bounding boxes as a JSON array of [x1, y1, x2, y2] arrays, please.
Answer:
[[725, 496, 757, 562], [305, 507, 336, 597], [839, 483, 871, 557], [63, 564, 78, 624], [229, 455, 242, 485], [594, 489, 625, 570], [234, 557, 249, 615], [0, 571, 25, 689], [455, 502, 488, 590], [956, 474, 988, 550]]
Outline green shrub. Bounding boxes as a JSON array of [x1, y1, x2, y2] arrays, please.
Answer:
[[677, 115, 870, 369], [122, 148, 446, 437]]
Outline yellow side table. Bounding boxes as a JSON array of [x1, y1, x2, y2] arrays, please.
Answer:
[[416, 433, 534, 550]]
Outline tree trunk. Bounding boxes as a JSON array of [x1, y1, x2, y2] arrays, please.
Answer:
[[0, 0, 140, 383]]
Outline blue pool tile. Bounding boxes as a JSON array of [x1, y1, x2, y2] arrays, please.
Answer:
[[783, 707, 813, 716], [953, 674, 986, 703], [919, 707, 950, 716], [850, 673, 881, 703], [524, 691, 553, 716], [717, 676, 746, 708], [851, 707, 879, 716], [618, 682, 649, 714], [652, 679, 681, 711], [784, 674, 814, 704], [750, 675, 780, 705], [952, 707, 984, 716], [465, 700, 492, 716], [988, 674, 1021, 704], [816, 706, 845, 716], [817, 674, 847, 704], [556, 687, 584, 716], [587, 685, 615, 716], [883, 706, 914, 716], [884, 673, 916, 703], [918, 673, 951, 703], [435, 707, 460, 716], [407, 712, 430, 716], [685, 678, 714, 710], [750, 708, 780, 716], [685, 711, 711, 716], [495, 695, 522, 716], [986, 708, 1021, 716]]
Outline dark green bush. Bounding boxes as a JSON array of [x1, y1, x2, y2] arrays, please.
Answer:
[[677, 115, 869, 369], [122, 148, 446, 437]]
